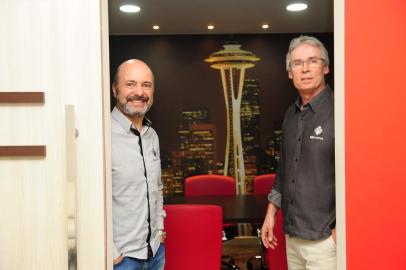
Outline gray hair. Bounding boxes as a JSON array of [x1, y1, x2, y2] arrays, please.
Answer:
[[286, 35, 329, 71]]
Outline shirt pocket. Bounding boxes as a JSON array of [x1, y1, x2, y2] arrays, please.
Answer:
[[146, 157, 161, 193]]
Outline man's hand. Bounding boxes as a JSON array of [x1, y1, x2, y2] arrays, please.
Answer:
[[331, 228, 336, 244], [261, 203, 279, 249], [159, 229, 167, 244], [113, 255, 124, 265]]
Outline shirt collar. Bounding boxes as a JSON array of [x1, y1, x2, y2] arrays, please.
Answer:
[[295, 85, 332, 113], [112, 107, 152, 134]]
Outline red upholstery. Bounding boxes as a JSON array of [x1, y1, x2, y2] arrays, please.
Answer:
[[163, 204, 222, 270], [253, 173, 276, 195], [185, 174, 236, 229], [266, 210, 288, 270], [185, 174, 236, 196], [253, 174, 288, 270]]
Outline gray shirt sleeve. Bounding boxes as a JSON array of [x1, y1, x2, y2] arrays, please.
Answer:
[[268, 188, 282, 208]]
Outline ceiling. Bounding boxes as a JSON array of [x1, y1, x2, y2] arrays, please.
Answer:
[[108, 0, 334, 35]]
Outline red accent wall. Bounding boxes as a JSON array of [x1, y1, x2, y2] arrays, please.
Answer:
[[346, 0, 406, 269]]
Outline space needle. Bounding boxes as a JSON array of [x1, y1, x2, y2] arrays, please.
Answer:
[[206, 43, 260, 194]]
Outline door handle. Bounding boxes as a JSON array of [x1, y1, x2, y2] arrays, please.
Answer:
[[66, 105, 78, 270]]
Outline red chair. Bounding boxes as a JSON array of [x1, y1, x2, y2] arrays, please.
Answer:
[[185, 174, 236, 196], [264, 213, 288, 270], [185, 175, 239, 269], [163, 204, 222, 270], [185, 174, 236, 235], [253, 174, 276, 195], [252, 174, 288, 270]]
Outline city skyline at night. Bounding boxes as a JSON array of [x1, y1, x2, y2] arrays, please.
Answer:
[[161, 78, 282, 196]]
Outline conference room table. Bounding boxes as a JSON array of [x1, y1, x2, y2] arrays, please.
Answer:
[[164, 194, 269, 223]]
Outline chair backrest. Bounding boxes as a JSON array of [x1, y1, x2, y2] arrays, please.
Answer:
[[265, 210, 288, 270], [184, 174, 236, 196], [253, 174, 288, 270], [163, 204, 222, 270], [253, 174, 276, 195]]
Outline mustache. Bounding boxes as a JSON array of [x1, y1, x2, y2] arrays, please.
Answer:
[[126, 95, 149, 102]]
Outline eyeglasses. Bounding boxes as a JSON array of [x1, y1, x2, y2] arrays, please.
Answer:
[[290, 57, 325, 70]]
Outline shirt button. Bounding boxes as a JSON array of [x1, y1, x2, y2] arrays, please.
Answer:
[[298, 138, 301, 142], [289, 199, 294, 204], [295, 158, 298, 162], [291, 178, 296, 183]]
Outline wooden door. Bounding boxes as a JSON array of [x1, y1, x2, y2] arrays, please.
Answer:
[[0, 0, 111, 269]]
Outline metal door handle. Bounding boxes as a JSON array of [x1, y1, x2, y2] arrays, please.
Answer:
[[66, 105, 77, 270]]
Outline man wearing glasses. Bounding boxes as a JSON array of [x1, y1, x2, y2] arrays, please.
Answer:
[[261, 36, 336, 270]]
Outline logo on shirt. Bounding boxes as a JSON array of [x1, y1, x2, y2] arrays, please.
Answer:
[[314, 126, 323, 135], [153, 148, 157, 157], [310, 126, 324, 140]]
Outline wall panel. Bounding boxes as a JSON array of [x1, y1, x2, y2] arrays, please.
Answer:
[[345, 0, 406, 269]]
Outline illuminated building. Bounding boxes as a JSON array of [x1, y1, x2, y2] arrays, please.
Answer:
[[241, 78, 261, 193], [206, 42, 260, 194], [165, 109, 218, 195]]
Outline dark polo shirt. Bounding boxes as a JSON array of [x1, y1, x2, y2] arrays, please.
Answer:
[[268, 86, 335, 240]]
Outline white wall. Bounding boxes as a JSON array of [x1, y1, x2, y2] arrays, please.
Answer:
[[0, 0, 110, 269]]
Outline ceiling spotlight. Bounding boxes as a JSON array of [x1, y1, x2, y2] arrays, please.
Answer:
[[262, 24, 269, 29], [153, 25, 160, 30], [120, 4, 141, 13], [207, 25, 215, 30], [286, 2, 308, 12]]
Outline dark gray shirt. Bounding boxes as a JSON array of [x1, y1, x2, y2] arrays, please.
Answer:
[[268, 86, 335, 240]]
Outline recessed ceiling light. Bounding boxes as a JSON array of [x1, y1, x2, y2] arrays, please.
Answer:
[[153, 25, 160, 30], [120, 4, 141, 13], [207, 25, 215, 30], [286, 3, 308, 12], [262, 24, 269, 29]]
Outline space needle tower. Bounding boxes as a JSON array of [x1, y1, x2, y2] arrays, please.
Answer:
[[205, 42, 260, 194]]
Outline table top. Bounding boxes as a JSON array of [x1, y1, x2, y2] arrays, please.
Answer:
[[164, 194, 269, 223]]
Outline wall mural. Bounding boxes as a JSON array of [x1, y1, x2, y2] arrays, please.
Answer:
[[109, 33, 334, 196]]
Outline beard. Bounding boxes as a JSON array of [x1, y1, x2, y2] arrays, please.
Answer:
[[117, 94, 151, 117]]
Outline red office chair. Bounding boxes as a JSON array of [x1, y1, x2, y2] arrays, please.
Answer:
[[185, 174, 236, 196], [264, 212, 287, 270], [253, 174, 276, 195], [185, 174, 237, 237], [163, 204, 222, 270], [249, 174, 288, 270], [185, 175, 239, 269]]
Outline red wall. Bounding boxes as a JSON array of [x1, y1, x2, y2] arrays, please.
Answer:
[[346, 0, 406, 269]]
